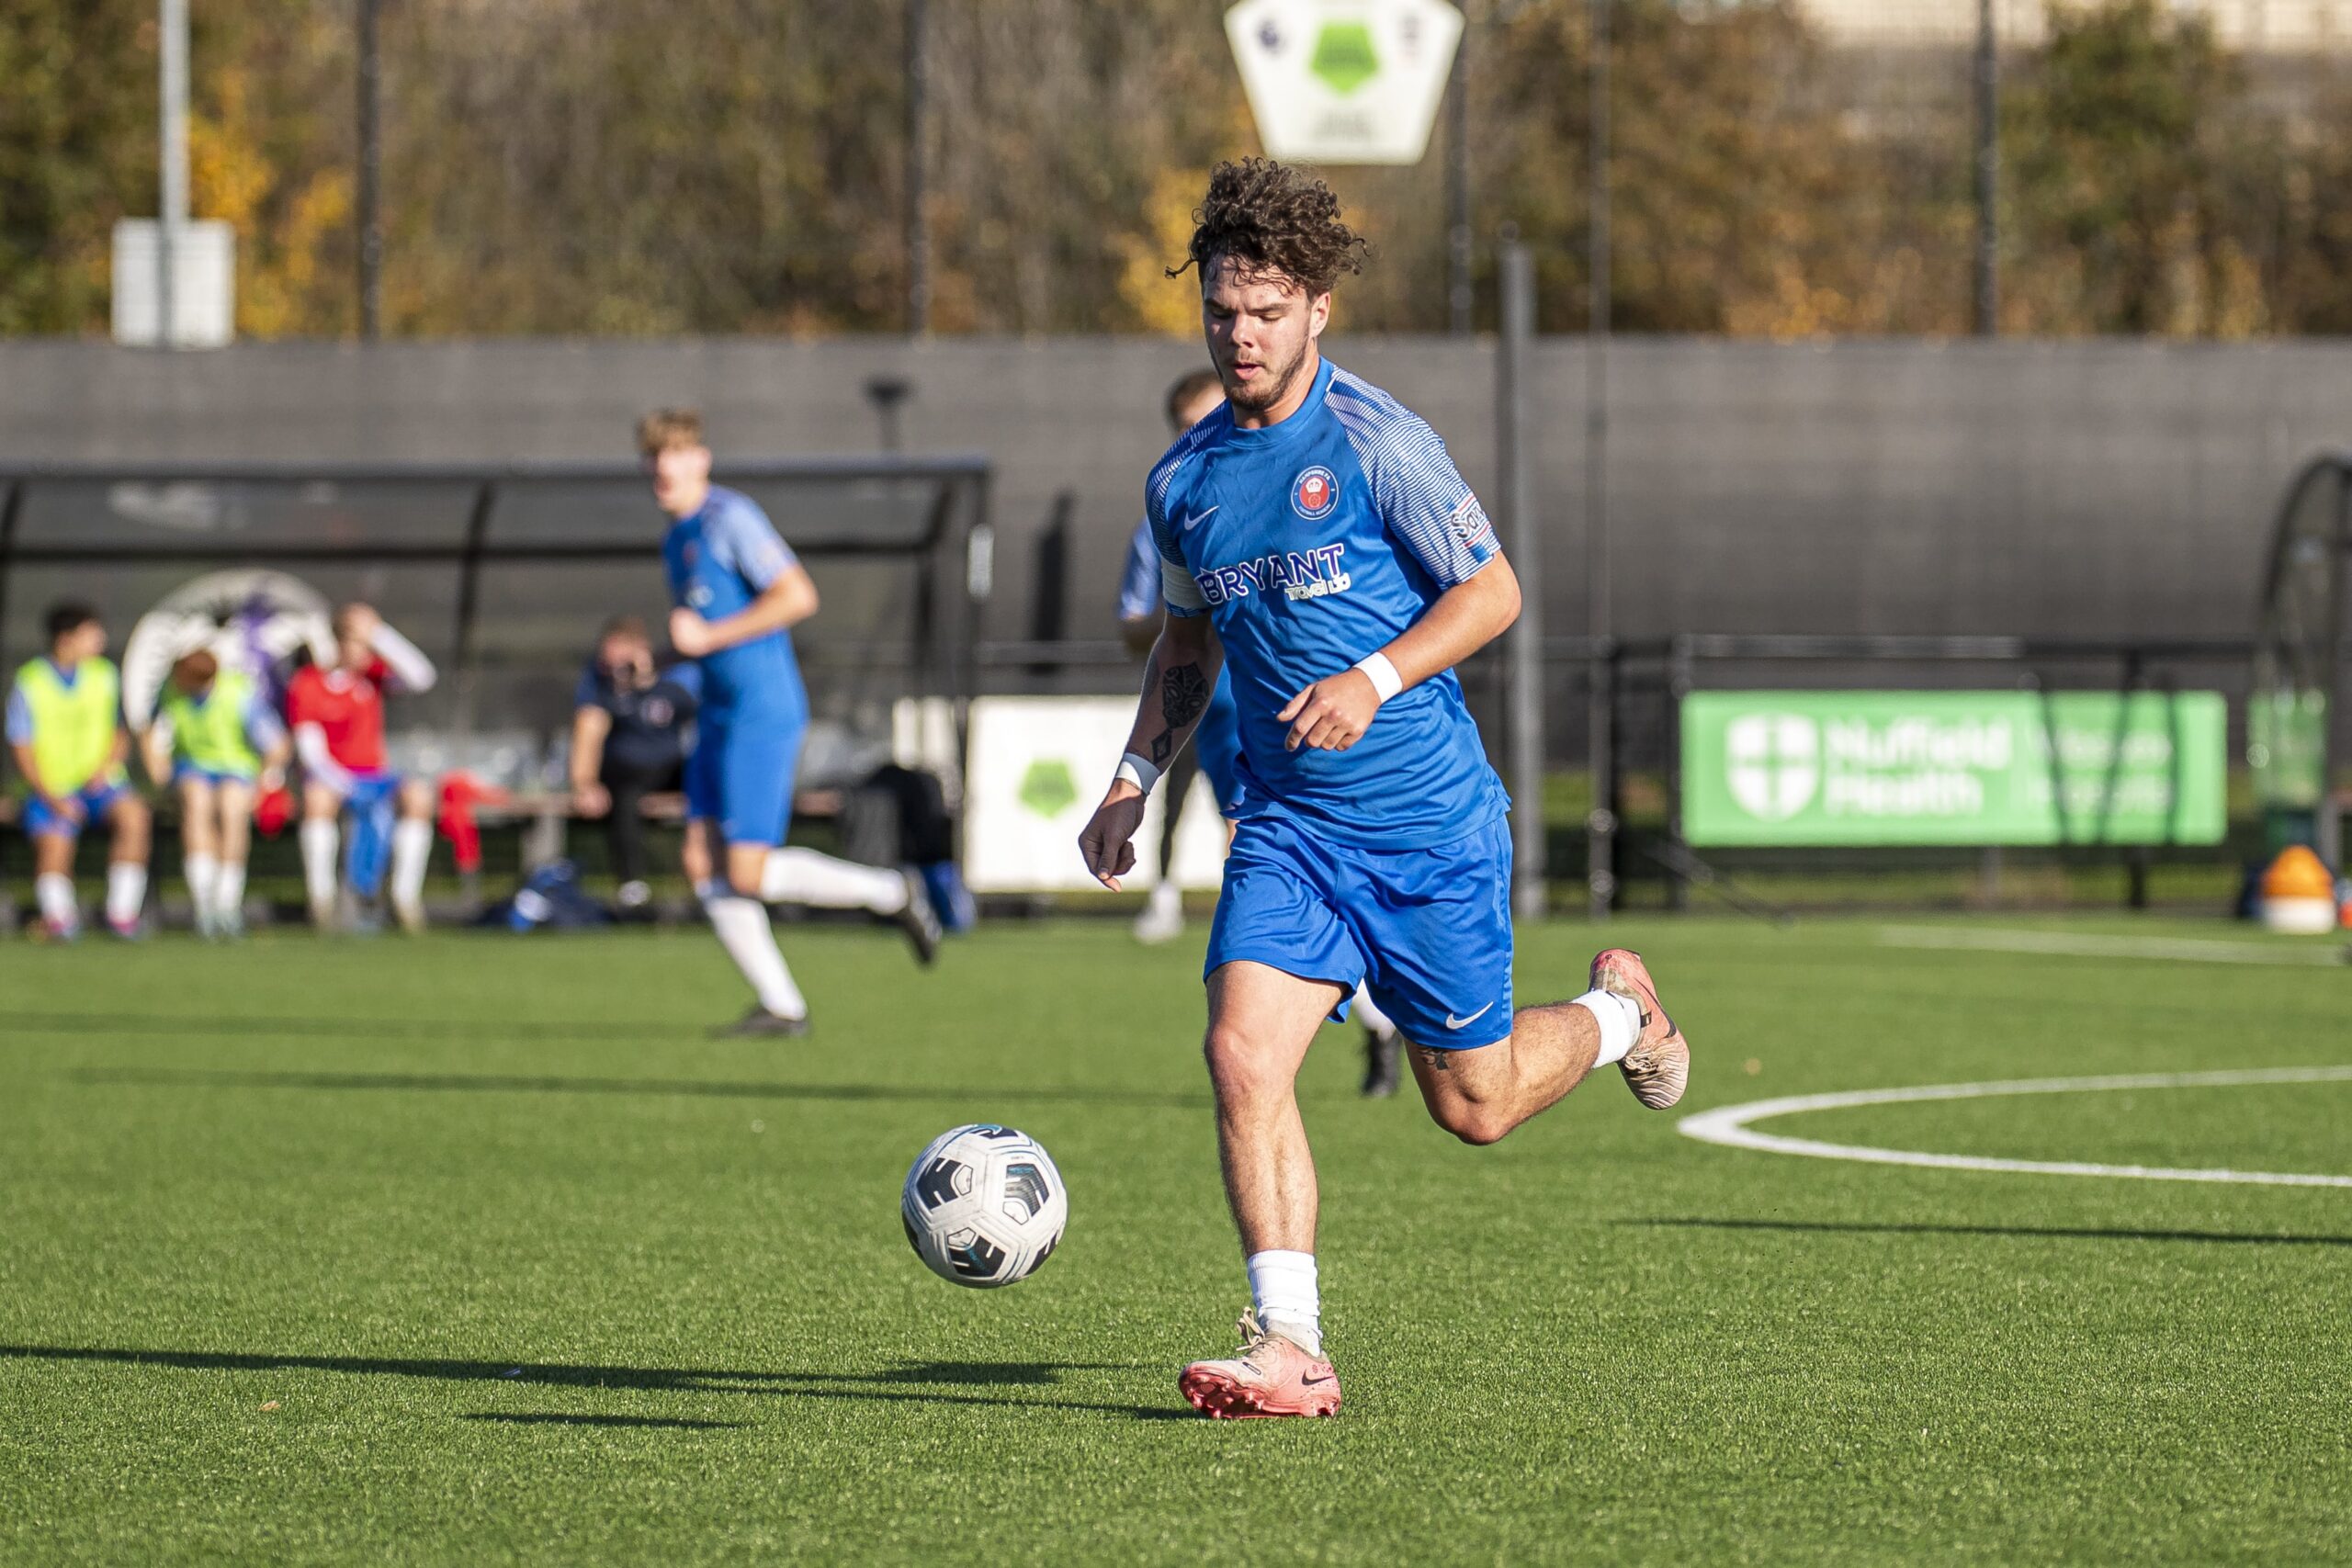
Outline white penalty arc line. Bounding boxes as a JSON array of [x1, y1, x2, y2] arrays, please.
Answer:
[[1677, 1066, 2352, 1189], [1877, 925, 2348, 967]]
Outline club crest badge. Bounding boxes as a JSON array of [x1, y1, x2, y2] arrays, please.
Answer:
[[1291, 465, 1339, 521]]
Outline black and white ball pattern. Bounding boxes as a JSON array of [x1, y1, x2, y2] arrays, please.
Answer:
[[900, 1124, 1068, 1288]]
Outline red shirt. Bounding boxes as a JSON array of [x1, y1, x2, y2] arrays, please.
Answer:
[[287, 660, 390, 772]]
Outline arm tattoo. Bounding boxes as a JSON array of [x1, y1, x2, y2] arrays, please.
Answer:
[[1152, 662, 1209, 764]]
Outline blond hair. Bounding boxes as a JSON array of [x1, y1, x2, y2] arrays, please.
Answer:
[[636, 408, 706, 457]]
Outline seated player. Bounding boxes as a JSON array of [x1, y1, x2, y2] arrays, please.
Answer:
[[1120, 367, 1406, 1098], [6, 603, 150, 940], [569, 615, 701, 913], [640, 407, 940, 1036], [286, 603, 438, 932], [141, 648, 291, 939]]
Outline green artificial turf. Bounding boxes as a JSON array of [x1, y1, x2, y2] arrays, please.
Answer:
[[0, 916, 2346, 1564]]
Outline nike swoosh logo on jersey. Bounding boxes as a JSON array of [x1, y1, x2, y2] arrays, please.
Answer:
[[1181, 505, 1219, 533], [1444, 1002, 1497, 1030]]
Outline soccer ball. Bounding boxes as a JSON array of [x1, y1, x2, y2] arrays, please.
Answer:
[[900, 1124, 1067, 1288]]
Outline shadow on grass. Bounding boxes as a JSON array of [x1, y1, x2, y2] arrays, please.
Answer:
[[60, 1066, 1205, 1112], [1627, 1217, 2352, 1249], [2, 1010, 692, 1044], [0, 1344, 1193, 1420], [463, 1413, 744, 1430]]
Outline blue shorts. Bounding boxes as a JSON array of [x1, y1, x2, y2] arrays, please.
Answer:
[[685, 707, 803, 848], [1206, 812, 1516, 1050], [23, 776, 131, 840], [338, 771, 404, 897], [1192, 671, 1243, 817], [175, 764, 258, 788]]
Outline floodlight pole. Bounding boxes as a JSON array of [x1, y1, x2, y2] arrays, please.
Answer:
[[1446, 21, 1472, 335], [1972, 0, 1997, 335], [904, 0, 931, 336], [158, 0, 188, 347], [1499, 236, 1545, 921], [1586, 0, 1615, 920], [357, 0, 383, 340]]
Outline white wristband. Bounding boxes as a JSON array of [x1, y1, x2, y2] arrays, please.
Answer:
[[1114, 751, 1161, 795], [1353, 650, 1404, 704]]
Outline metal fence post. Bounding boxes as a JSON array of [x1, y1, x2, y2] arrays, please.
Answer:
[[1498, 238, 1546, 921]]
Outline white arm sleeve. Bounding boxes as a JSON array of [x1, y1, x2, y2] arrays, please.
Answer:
[[368, 623, 437, 694], [295, 722, 353, 793]]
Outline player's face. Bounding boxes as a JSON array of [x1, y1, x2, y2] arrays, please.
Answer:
[[1170, 385, 1226, 434], [57, 622, 106, 662], [647, 441, 713, 518], [1201, 256, 1329, 422]]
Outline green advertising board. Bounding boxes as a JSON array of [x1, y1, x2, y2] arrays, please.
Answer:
[[1681, 691, 2228, 847]]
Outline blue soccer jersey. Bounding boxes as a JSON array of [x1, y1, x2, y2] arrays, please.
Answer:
[[662, 486, 809, 723], [1147, 358, 1508, 850]]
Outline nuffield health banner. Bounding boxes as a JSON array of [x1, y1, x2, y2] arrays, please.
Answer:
[[1680, 691, 2228, 847]]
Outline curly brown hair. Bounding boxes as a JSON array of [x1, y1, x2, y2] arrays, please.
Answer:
[[1170, 159, 1368, 296]]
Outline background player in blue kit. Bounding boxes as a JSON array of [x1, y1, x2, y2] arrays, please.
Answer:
[[1122, 368, 1405, 1097], [641, 409, 941, 1037], [1077, 162, 1695, 1418]]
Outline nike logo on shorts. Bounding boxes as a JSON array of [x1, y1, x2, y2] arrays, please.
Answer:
[[1444, 1002, 1496, 1031], [1182, 505, 1219, 533]]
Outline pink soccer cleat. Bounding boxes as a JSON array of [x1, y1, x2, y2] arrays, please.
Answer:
[[1178, 1312, 1342, 1419], [1590, 948, 1690, 1111]]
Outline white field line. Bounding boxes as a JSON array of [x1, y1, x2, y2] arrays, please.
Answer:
[[1678, 1066, 2352, 1189], [1877, 925, 2349, 967]]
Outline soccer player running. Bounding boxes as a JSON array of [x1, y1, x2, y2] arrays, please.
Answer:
[[1122, 367, 1407, 1099], [287, 604, 438, 931], [1078, 161, 1691, 1419], [639, 409, 940, 1037], [7, 603, 150, 940], [141, 648, 291, 938]]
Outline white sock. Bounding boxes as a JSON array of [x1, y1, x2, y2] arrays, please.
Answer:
[[1573, 989, 1644, 1066], [216, 860, 247, 920], [300, 818, 340, 908], [759, 847, 907, 913], [390, 818, 433, 912], [1147, 882, 1182, 919], [35, 873, 77, 929], [1351, 981, 1397, 1042], [1245, 1249, 1322, 1357], [700, 882, 808, 1019], [184, 852, 220, 919], [106, 862, 147, 927]]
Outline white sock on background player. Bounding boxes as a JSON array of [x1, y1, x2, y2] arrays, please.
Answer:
[[1571, 989, 1644, 1066], [35, 873, 77, 931], [300, 819, 339, 910], [700, 881, 808, 1020], [216, 861, 247, 922], [183, 852, 220, 921], [390, 818, 433, 913], [1246, 1249, 1322, 1357], [759, 847, 908, 914], [1350, 982, 1396, 1040], [105, 863, 146, 928]]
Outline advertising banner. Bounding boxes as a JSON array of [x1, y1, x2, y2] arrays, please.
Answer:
[[1680, 691, 2228, 847], [962, 696, 1230, 893]]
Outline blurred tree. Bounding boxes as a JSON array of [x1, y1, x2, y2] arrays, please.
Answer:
[[2004, 0, 2267, 335], [0, 0, 155, 334], [6, 0, 2352, 342]]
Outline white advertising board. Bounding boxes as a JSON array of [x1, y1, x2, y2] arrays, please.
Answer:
[[1226, 0, 1464, 165], [962, 696, 1230, 894]]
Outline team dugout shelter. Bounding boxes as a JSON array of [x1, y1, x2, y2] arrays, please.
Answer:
[[0, 457, 992, 846]]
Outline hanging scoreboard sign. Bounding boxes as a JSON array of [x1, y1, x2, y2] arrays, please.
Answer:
[[1225, 0, 1464, 165]]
